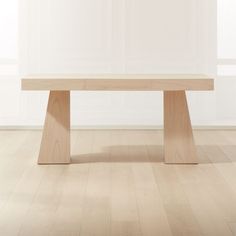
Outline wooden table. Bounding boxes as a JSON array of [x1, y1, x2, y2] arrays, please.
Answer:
[[21, 74, 214, 165]]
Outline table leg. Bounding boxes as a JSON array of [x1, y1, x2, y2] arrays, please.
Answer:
[[164, 91, 197, 164], [38, 91, 70, 164]]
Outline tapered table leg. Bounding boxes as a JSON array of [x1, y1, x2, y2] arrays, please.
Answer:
[[38, 91, 70, 164], [164, 91, 197, 164]]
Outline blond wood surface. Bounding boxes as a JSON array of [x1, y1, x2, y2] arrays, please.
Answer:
[[164, 91, 198, 164], [21, 74, 214, 91], [1, 130, 236, 235], [38, 91, 70, 164]]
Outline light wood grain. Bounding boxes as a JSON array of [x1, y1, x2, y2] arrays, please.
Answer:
[[22, 74, 214, 165], [38, 91, 70, 164], [21, 74, 214, 91], [1, 130, 236, 235], [126, 131, 172, 236], [164, 91, 197, 164]]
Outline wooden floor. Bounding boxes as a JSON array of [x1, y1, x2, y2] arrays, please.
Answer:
[[1, 130, 236, 236]]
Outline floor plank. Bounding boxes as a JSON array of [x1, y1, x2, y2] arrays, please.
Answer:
[[0, 130, 235, 236]]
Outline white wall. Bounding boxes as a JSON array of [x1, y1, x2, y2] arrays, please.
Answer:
[[1, 0, 222, 127]]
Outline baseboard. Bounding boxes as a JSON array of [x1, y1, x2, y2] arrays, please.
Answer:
[[1, 125, 236, 130]]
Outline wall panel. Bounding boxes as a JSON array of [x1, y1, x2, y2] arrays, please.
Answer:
[[0, 0, 217, 126]]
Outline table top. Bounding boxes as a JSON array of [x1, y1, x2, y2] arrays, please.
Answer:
[[22, 74, 214, 91]]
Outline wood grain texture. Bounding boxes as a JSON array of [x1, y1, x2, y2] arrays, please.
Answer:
[[21, 74, 214, 91], [38, 91, 70, 164], [1, 130, 236, 235], [164, 91, 197, 164]]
